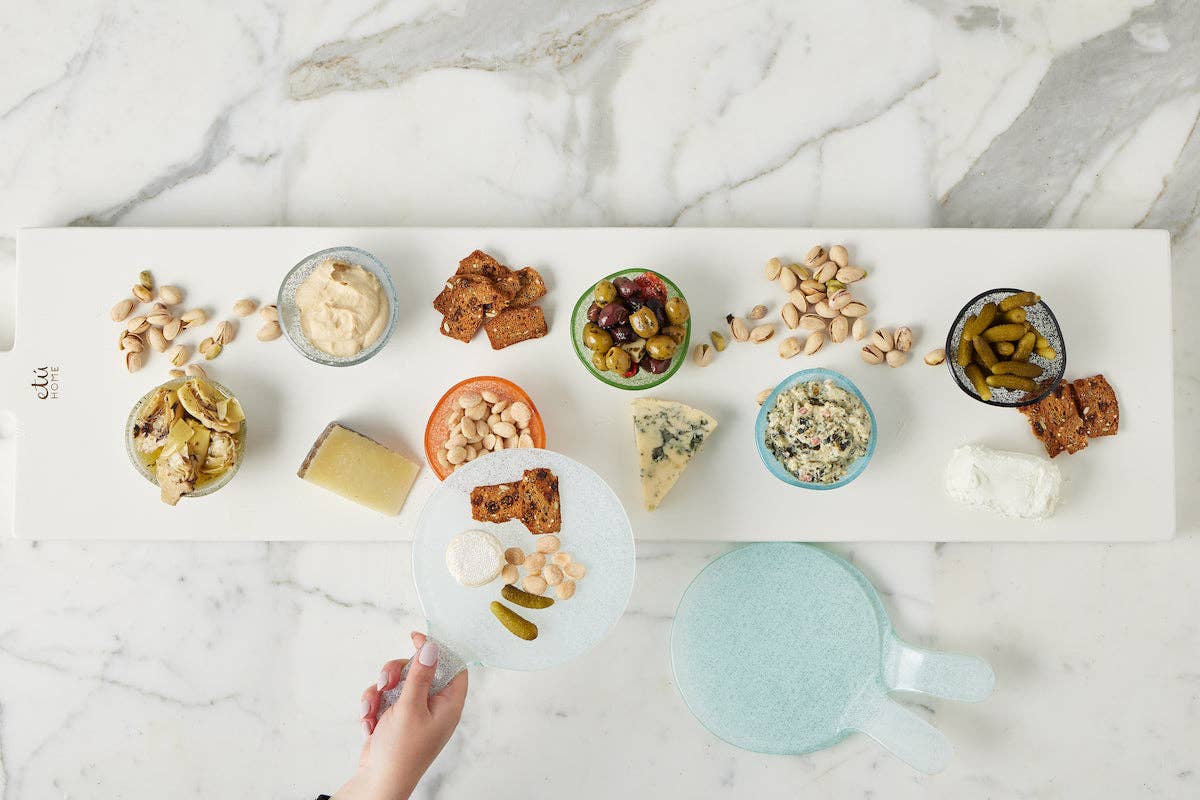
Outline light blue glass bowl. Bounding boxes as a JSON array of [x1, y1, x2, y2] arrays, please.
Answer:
[[754, 368, 877, 490]]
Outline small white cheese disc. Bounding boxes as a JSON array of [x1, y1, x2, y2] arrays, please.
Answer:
[[445, 529, 504, 587]]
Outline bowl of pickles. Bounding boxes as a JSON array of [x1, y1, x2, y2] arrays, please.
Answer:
[[945, 288, 1066, 407], [571, 269, 691, 390]]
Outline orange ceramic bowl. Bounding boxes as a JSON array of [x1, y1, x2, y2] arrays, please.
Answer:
[[424, 376, 547, 480]]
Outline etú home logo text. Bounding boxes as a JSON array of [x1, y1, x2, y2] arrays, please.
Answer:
[[31, 366, 60, 400]]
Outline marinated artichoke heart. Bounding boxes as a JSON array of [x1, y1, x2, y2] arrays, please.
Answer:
[[177, 378, 244, 433], [157, 419, 200, 506], [132, 388, 181, 453], [202, 430, 237, 477]]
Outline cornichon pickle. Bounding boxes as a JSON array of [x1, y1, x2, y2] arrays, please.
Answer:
[[991, 360, 1044, 378], [1001, 308, 1027, 324], [971, 336, 999, 369], [490, 601, 538, 640], [956, 334, 973, 367], [1013, 331, 1036, 360], [501, 583, 555, 610], [995, 341, 1016, 357], [981, 323, 1029, 342], [965, 363, 991, 401], [1036, 346, 1058, 360], [985, 374, 1037, 392], [1035, 334, 1050, 349], [999, 291, 1040, 312], [963, 304, 997, 338]]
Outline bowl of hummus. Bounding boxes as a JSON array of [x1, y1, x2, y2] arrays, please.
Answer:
[[278, 246, 398, 366], [755, 368, 877, 490]]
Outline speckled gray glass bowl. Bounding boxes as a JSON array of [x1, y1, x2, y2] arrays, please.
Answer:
[[124, 377, 247, 499], [277, 246, 399, 367], [945, 288, 1066, 408]]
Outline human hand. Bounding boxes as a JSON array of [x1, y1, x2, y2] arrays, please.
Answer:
[[334, 632, 468, 800]]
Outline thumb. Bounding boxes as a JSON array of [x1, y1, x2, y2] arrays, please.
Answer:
[[400, 639, 439, 710]]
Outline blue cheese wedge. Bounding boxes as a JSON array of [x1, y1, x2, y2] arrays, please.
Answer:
[[944, 444, 1061, 520], [631, 399, 717, 511]]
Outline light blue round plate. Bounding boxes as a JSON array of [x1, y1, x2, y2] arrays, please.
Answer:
[[671, 543, 994, 774]]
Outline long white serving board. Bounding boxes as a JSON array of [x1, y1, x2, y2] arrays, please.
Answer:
[[0, 227, 1174, 541]]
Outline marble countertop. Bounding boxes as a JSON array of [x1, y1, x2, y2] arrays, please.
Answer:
[[1, 1, 1197, 797]]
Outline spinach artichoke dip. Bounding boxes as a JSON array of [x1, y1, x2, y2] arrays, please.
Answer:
[[764, 379, 872, 484]]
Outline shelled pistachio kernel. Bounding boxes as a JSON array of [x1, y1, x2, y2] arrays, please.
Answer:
[[709, 331, 727, 352]]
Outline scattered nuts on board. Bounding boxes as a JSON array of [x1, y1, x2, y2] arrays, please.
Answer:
[[886, 349, 908, 368], [727, 314, 750, 342], [757, 387, 773, 405], [259, 304, 278, 322], [782, 303, 800, 329], [556, 581, 576, 600], [167, 345, 189, 367], [185, 364, 207, 378], [829, 245, 848, 267], [871, 329, 894, 352], [779, 336, 801, 359], [111, 298, 135, 322], [168, 368, 185, 379], [163, 318, 183, 341], [764, 257, 783, 281], [257, 321, 282, 341], [804, 331, 825, 355], [710, 331, 727, 352], [804, 246, 827, 268], [542, 564, 564, 586], [233, 298, 258, 317], [214, 320, 236, 345], [158, 285, 182, 305], [522, 575, 548, 595], [199, 337, 222, 360], [536, 535, 560, 554], [750, 324, 775, 343], [778, 268, 799, 292], [181, 309, 207, 328], [147, 327, 168, 352], [749, 304, 768, 320], [504, 547, 524, 565], [924, 348, 946, 366], [829, 316, 849, 343], [132, 283, 153, 303], [799, 314, 825, 332], [894, 326, 913, 353], [852, 317, 869, 341], [551, 552, 572, 567], [501, 564, 519, 585], [693, 343, 715, 367], [125, 350, 146, 373], [126, 315, 149, 334], [861, 344, 884, 365]]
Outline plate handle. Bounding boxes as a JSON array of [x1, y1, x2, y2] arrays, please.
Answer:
[[845, 690, 953, 775], [378, 637, 467, 713], [885, 638, 995, 702]]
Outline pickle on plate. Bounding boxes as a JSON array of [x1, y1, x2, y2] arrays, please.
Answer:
[[965, 363, 992, 401], [501, 583, 555, 610], [490, 601, 538, 641], [998, 291, 1040, 312], [971, 336, 999, 370], [981, 323, 1029, 342], [991, 361, 1044, 378]]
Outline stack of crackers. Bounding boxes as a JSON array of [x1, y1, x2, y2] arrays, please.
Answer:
[[470, 468, 561, 534], [1020, 374, 1119, 457], [434, 250, 548, 349]]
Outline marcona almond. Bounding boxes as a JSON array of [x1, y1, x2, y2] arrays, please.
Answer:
[[523, 575, 548, 595], [181, 309, 207, 328], [693, 343, 715, 367], [163, 318, 183, 341], [779, 336, 801, 359], [125, 350, 146, 373], [111, 298, 135, 322], [184, 363, 208, 378], [756, 387, 773, 405], [799, 314, 826, 332], [167, 344, 189, 367], [556, 580, 576, 600], [542, 564, 564, 586], [814, 262, 837, 283], [841, 302, 869, 318], [836, 266, 866, 283], [233, 298, 257, 317], [215, 320, 236, 345], [781, 303, 800, 329], [125, 315, 150, 334], [852, 318, 869, 341], [259, 304, 278, 322], [886, 349, 908, 368], [749, 304, 768, 320], [501, 564, 519, 585], [924, 347, 946, 366], [764, 257, 783, 281], [804, 331, 825, 355], [872, 329, 894, 352], [803, 245, 827, 268], [829, 315, 849, 343], [894, 326, 913, 352], [749, 324, 775, 343], [727, 314, 750, 342], [146, 327, 168, 352], [861, 344, 884, 365], [158, 285, 182, 305], [552, 551, 572, 567], [257, 321, 282, 341], [563, 562, 587, 579], [778, 268, 798, 292], [788, 290, 809, 313], [132, 283, 153, 303], [828, 244, 849, 267], [827, 289, 853, 311], [536, 535, 561, 554], [814, 301, 837, 319]]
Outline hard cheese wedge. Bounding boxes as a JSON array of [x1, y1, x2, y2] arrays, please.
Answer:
[[298, 422, 420, 515], [631, 399, 717, 511]]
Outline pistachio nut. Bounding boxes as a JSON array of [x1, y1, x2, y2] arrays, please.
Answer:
[[693, 343, 715, 367], [111, 298, 135, 322], [827, 289, 853, 311], [778, 336, 801, 359], [781, 303, 801, 330], [788, 290, 809, 313], [764, 257, 783, 281], [256, 321, 282, 342], [829, 315, 849, 343], [233, 298, 258, 317], [799, 314, 827, 332], [749, 304, 768, 320], [814, 301, 837, 319], [814, 262, 837, 283], [158, 285, 183, 305], [749, 324, 775, 343], [860, 344, 884, 365], [828, 245, 849, 268], [778, 268, 799, 293], [803, 331, 826, 355], [710, 330, 727, 352], [756, 387, 773, 406], [841, 301, 869, 318], [872, 329, 894, 352], [836, 266, 867, 283], [886, 349, 908, 368], [803, 245, 828, 269], [894, 326, 913, 353], [852, 317, 869, 341], [924, 347, 946, 366], [727, 314, 750, 342]]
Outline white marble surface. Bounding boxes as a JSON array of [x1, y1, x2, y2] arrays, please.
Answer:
[[1, 0, 1198, 797]]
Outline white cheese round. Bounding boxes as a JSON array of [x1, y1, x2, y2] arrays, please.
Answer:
[[445, 529, 504, 587]]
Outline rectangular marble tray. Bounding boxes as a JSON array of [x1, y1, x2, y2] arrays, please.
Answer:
[[0, 227, 1174, 541]]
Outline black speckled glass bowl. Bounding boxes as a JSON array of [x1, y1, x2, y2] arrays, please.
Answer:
[[945, 288, 1066, 408], [277, 246, 399, 367]]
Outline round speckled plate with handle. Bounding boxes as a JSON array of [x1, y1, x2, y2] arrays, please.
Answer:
[[382, 448, 635, 709], [671, 543, 994, 774]]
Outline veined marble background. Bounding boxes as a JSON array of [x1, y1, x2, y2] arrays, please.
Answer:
[[1, 0, 1197, 798]]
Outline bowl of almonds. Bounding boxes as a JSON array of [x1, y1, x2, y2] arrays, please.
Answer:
[[424, 376, 547, 479]]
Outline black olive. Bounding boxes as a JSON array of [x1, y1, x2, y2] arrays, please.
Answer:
[[596, 302, 630, 329], [644, 298, 667, 328], [586, 302, 601, 323], [613, 276, 638, 299], [644, 356, 672, 374], [611, 324, 638, 344]]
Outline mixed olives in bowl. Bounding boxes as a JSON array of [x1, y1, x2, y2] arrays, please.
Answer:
[[571, 269, 691, 390]]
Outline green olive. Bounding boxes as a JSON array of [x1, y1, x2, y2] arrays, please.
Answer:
[[593, 280, 617, 306], [604, 346, 633, 374], [591, 350, 607, 371], [665, 296, 690, 325], [629, 307, 659, 338], [583, 323, 613, 353], [661, 325, 686, 345], [646, 334, 677, 361]]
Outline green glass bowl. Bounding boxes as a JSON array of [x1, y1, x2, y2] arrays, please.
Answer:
[[570, 269, 691, 391]]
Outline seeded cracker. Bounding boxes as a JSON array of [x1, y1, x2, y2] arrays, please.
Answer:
[[1019, 381, 1088, 458], [1071, 374, 1119, 438]]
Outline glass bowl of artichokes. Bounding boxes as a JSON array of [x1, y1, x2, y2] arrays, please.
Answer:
[[125, 377, 247, 506]]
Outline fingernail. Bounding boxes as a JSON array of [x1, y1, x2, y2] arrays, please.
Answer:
[[360, 699, 370, 717], [376, 671, 388, 690], [361, 719, 372, 736], [419, 640, 439, 667]]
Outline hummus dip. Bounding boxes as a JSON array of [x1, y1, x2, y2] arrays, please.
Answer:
[[295, 258, 389, 357]]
